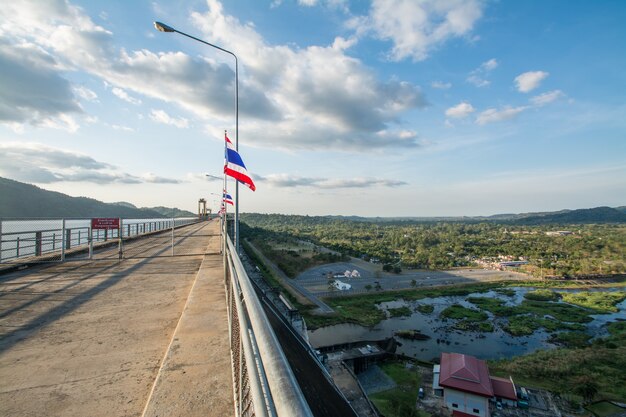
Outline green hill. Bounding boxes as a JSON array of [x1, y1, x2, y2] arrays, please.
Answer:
[[0, 177, 192, 219], [510, 206, 626, 225]]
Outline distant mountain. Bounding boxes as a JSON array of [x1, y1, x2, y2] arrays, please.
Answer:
[[111, 202, 195, 217], [506, 206, 626, 225], [323, 207, 626, 225], [0, 177, 192, 219], [327, 207, 626, 224], [148, 206, 195, 218], [111, 201, 138, 209]]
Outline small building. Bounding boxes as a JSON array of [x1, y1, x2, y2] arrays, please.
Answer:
[[333, 280, 351, 291], [498, 260, 528, 268], [436, 353, 517, 416], [439, 352, 493, 417], [432, 364, 444, 396], [546, 230, 573, 236], [490, 376, 517, 407]]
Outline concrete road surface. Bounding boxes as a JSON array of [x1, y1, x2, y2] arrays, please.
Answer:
[[0, 221, 233, 417]]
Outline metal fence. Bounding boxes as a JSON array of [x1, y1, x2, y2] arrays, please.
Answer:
[[224, 233, 313, 417], [0, 217, 199, 264]]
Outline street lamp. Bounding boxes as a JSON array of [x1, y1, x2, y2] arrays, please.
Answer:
[[155, 21, 241, 250]]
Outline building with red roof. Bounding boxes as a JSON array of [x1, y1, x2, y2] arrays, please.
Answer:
[[436, 352, 519, 416], [489, 376, 517, 407], [439, 352, 493, 417]]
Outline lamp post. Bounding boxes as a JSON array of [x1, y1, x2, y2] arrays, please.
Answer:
[[155, 21, 241, 251]]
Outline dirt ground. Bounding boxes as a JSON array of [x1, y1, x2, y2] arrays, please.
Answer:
[[296, 258, 531, 296], [0, 221, 233, 417]]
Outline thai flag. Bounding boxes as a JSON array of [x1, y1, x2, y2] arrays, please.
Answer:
[[224, 134, 256, 191], [223, 192, 234, 206]]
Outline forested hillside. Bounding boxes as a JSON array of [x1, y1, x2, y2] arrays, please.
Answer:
[[0, 177, 192, 218], [241, 213, 626, 277]]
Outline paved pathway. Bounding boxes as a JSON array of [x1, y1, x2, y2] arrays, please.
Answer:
[[0, 221, 233, 417]]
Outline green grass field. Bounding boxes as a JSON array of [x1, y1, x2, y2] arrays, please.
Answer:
[[369, 361, 429, 417]]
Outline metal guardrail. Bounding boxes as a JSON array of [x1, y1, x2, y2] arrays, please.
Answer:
[[224, 234, 313, 417], [0, 217, 198, 263]]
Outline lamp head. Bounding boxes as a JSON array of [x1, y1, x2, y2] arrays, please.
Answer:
[[154, 21, 175, 32]]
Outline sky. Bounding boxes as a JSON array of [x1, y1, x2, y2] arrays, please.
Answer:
[[1, 0, 625, 217]]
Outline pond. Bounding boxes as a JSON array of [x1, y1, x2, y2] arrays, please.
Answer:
[[307, 287, 626, 362]]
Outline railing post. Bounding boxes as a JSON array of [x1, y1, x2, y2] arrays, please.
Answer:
[[89, 226, 93, 260], [35, 231, 42, 257], [62, 219, 67, 261], [118, 218, 123, 260], [104, 229, 108, 242], [0, 219, 3, 263], [171, 217, 174, 256], [16, 236, 20, 258], [65, 228, 71, 250]]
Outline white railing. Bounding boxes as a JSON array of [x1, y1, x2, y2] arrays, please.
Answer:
[[0, 217, 198, 263], [224, 234, 313, 417]]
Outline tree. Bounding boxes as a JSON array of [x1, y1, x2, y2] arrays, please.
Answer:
[[572, 376, 598, 404], [410, 279, 417, 288], [364, 284, 372, 292]]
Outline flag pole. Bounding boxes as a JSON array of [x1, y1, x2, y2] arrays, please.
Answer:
[[223, 131, 228, 278]]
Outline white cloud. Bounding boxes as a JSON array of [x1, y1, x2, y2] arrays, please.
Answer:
[[149, 109, 189, 128], [0, 39, 82, 129], [191, 0, 428, 149], [356, 0, 484, 62], [466, 75, 489, 87], [445, 102, 475, 118], [2, 0, 428, 151], [111, 124, 134, 132], [74, 85, 98, 101], [431, 81, 452, 89], [530, 89, 564, 106], [0, 142, 181, 185], [466, 58, 498, 87], [111, 87, 141, 105], [258, 173, 408, 188], [141, 173, 182, 184], [515, 71, 549, 93], [476, 106, 528, 125], [480, 58, 498, 71], [0, 1, 280, 124], [274, 0, 349, 11]]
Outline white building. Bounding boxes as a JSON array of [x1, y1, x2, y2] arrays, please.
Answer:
[[436, 352, 518, 417], [333, 280, 351, 291]]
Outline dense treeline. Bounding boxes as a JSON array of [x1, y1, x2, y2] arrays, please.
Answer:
[[241, 214, 626, 277], [241, 222, 348, 278]]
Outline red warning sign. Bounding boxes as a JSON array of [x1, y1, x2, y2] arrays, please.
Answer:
[[91, 218, 120, 230]]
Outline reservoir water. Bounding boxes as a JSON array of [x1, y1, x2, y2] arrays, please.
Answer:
[[0, 218, 196, 261], [308, 287, 626, 362]]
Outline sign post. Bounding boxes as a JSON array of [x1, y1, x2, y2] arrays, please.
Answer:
[[91, 218, 122, 259]]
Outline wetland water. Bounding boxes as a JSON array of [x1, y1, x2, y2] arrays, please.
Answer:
[[308, 287, 626, 362]]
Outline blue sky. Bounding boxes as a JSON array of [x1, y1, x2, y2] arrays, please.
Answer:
[[1, 0, 625, 216]]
